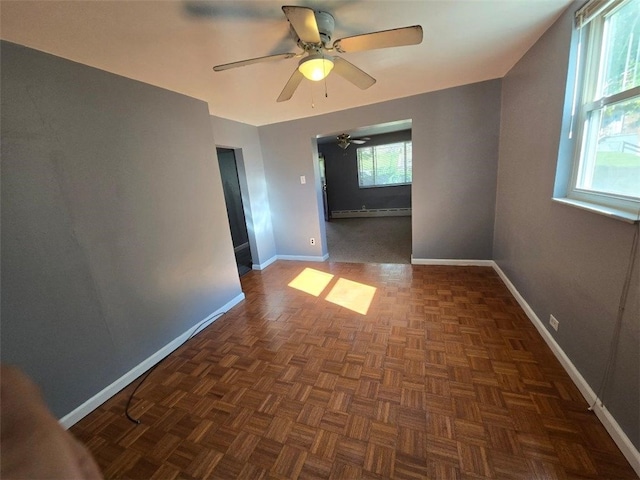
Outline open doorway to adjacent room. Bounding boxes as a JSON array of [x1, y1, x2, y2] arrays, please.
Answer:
[[316, 120, 413, 264], [217, 147, 253, 276]]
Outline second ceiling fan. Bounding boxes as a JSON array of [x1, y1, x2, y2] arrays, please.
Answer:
[[213, 5, 423, 102], [337, 133, 369, 149]]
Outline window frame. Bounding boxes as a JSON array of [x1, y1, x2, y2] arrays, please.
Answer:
[[356, 141, 413, 189], [566, 0, 640, 219]]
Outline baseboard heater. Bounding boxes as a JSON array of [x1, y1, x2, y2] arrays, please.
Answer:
[[331, 208, 412, 218]]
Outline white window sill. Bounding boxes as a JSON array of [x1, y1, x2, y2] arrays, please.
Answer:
[[552, 198, 640, 224]]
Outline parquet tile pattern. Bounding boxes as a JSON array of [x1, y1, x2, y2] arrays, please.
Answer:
[[71, 262, 638, 479]]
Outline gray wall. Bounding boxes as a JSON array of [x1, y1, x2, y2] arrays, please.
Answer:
[[319, 130, 412, 213], [494, 4, 640, 449], [258, 79, 501, 260], [1, 41, 242, 418]]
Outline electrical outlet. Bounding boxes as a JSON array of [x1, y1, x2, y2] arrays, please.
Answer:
[[549, 314, 559, 331], [310, 237, 316, 246]]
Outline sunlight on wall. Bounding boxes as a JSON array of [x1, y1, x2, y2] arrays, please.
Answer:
[[287, 268, 334, 297], [287, 268, 376, 315]]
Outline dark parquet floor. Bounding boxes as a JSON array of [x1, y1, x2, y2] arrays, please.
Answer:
[[71, 261, 638, 479]]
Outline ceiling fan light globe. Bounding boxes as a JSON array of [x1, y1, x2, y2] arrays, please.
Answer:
[[298, 55, 334, 81]]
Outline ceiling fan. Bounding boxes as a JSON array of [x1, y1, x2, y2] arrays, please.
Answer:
[[337, 133, 369, 149], [213, 5, 423, 102]]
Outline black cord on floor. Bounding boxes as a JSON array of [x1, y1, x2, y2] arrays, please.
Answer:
[[124, 312, 226, 424]]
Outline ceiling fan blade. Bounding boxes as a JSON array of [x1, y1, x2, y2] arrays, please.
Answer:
[[282, 6, 321, 44], [333, 25, 423, 53], [332, 57, 376, 90], [351, 139, 367, 144], [277, 69, 305, 102], [213, 52, 299, 72]]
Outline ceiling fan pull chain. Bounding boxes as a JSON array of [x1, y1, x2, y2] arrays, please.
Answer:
[[323, 54, 329, 98], [324, 77, 328, 98], [310, 82, 315, 108]]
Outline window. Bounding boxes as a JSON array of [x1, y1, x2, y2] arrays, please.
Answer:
[[357, 141, 412, 188], [568, 0, 640, 218]]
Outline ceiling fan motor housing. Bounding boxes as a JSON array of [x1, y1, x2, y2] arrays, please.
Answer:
[[293, 10, 335, 52], [315, 11, 335, 47]]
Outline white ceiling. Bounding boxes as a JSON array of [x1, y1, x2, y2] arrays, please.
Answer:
[[0, 0, 572, 127]]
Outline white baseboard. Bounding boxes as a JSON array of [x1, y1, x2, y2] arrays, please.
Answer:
[[276, 254, 329, 262], [492, 262, 640, 477], [411, 257, 495, 267], [253, 255, 277, 270], [253, 254, 329, 270], [59, 293, 245, 429]]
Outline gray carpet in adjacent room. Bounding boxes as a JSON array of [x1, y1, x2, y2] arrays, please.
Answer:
[[325, 216, 412, 264]]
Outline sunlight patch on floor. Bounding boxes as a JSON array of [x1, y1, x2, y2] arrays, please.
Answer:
[[288, 268, 377, 315], [325, 278, 377, 315], [287, 268, 334, 297]]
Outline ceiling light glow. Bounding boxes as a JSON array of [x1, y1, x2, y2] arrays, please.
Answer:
[[298, 54, 334, 81]]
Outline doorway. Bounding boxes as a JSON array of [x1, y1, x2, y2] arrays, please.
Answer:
[[316, 121, 413, 264], [217, 148, 252, 276], [319, 153, 329, 221]]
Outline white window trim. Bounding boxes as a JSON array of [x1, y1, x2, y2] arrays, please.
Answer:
[[553, 197, 639, 223], [557, 0, 640, 222]]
